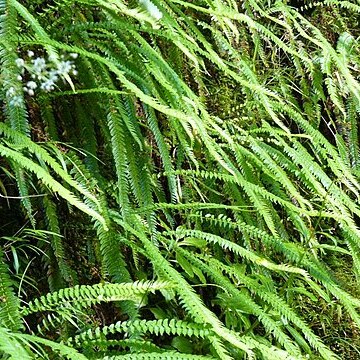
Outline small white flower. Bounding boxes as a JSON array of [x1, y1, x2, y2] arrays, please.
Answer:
[[17, 75, 23, 81], [26, 81, 37, 90], [28, 50, 34, 57], [32, 57, 46, 73], [57, 60, 73, 76], [28, 89, 35, 96], [70, 53, 78, 59], [72, 69, 78, 76], [41, 79, 56, 92], [15, 58, 25, 68]]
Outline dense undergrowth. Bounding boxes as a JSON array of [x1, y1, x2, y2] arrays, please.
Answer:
[[1, 0, 360, 359]]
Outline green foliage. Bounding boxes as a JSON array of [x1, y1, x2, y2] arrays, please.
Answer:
[[0, 248, 22, 331], [22, 280, 172, 316], [1, 0, 360, 359]]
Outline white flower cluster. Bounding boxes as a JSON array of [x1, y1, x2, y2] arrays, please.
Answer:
[[7, 50, 79, 106]]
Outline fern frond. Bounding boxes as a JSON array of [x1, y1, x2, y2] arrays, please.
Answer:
[[69, 318, 212, 347], [175, 246, 303, 357], [0, 327, 32, 359], [103, 353, 216, 360], [80, 338, 163, 353], [0, 142, 106, 227], [0, 248, 22, 331], [13, 332, 88, 360], [22, 280, 171, 316], [172, 228, 309, 278], [215, 260, 339, 360], [111, 213, 256, 357], [42, 195, 73, 284]]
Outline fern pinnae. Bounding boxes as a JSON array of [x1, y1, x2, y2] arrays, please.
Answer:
[[111, 214, 255, 357], [189, 210, 360, 318], [175, 247, 302, 357], [38, 95, 59, 140], [0, 247, 22, 331], [0, 327, 33, 359], [214, 260, 339, 360], [70, 318, 212, 346], [121, 94, 144, 150], [270, 101, 360, 196], [14, 332, 88, 360], [72, 99, 100, 177], [136, 202, 255, 215], [141, 101, 179, 203], [266, 128, 360, 218], [0, 123, 103, 209], [0, 143, 106, 226], [208, 335, 234, 360], [22, 280, 171, 316], [102, 353, 217, 360], [340, 224, 360, 283], [188, 213, 300, 262], [81, 338, 164, 354], [344, 97, 360, 170], [173, 169, 325, 219], [173, 229, 309, 278], [286, 6, 360, 105], [42, 195, 73, 285], [159, 0, 293, 134], [106, 106, 131, 217], [95, 33, 182, 199], [240, 137, 311, 210]]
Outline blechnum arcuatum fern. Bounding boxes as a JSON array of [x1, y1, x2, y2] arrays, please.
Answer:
[[0, 0, 360, 358]]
